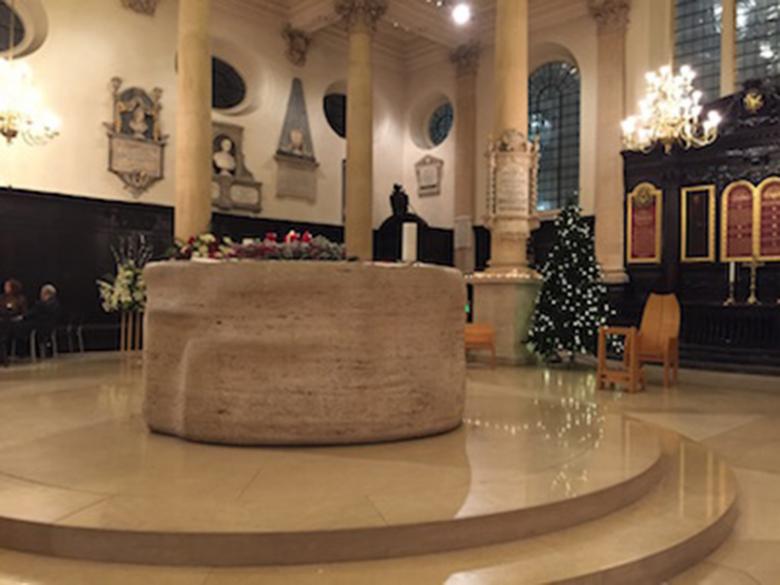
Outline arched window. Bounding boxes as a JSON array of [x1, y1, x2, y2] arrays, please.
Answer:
[[737, 0, 780, 83], [674, 0, 721, 102], [0, 1, 24, 53], [323, 93, 347, 138], [212, 57, 246, 110], [428, 102, 454, 147], [528, 61, 580, 212]]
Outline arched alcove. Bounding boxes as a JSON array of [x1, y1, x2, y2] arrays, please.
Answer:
[[0, 0, 48, 57], [409, 91, 454, 150]]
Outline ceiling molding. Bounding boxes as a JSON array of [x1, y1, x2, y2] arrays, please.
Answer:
[[213, 0, 592, 70]]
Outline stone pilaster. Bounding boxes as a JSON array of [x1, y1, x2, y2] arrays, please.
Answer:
[[335, 0, 387, 260], [174, 0, 212, 241], [450, 42, 481, 273], [589, 0, 630, 283]]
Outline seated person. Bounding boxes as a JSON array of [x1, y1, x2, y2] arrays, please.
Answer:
[[11, 285, 60, 357], [0, 279, 28, 318], [25, 284, 60, 329]]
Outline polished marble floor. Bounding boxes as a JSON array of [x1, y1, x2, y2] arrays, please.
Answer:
[[0, 354, 775, 582], [0, 355, 662, 537]]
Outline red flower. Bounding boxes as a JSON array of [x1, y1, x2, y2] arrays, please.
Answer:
[[285, 230, 299, 244], [301, 231, 313, 243], [265, 232, 278, 242]]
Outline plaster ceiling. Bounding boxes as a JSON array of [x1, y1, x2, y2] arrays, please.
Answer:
[[218, 0, 589, 63]]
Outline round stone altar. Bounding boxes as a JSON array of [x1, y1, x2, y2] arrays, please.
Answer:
[[142, 261, 466, 445]]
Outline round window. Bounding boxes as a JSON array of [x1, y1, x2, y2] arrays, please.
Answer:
[[428, 102, 454, 147], [0, 2, 25, 53], [323, 93, 347, 138], [212, 57, 246, 110]]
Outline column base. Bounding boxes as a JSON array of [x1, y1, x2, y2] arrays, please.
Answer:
[[602, 267, 629, 285], [454, 247, 475, 273], [470, 271, 542, 366]]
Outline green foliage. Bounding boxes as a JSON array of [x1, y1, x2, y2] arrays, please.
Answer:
[[528, 204, 613, 361]]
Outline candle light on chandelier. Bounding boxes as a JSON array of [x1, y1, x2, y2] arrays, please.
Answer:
[[621, 65, 721, 154]]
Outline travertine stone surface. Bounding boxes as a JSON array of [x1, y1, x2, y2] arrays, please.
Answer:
[[142, 261, 466, 445]]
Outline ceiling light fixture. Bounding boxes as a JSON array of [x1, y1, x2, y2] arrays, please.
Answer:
[[451, 2, 472, 25], [622, 65, 721, 154]]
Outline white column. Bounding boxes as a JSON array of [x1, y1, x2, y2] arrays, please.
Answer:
[[450, 42, 481, 273], [470, 0, 541, 366], [335, 0, 387, 261], [486, 0, 538, 274], [590, 0, 631, 284], [175, 0, 212, 241]]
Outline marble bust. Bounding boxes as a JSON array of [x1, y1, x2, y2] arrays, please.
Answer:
[[213, 138, 237, 176], [286, 128, 306, 157], [129, 106, 149, 139]]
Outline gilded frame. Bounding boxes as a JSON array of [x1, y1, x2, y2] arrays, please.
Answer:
[[681, 185, 716, 263], [756, 177, 780, 262], [626, 182, 663, 265], [720, 180, 757, 262]]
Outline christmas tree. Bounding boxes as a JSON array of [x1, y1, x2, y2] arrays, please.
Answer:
[[528, 203, 613, 362]]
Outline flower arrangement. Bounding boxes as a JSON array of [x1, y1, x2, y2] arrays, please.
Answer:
[[172, 231, 346, 262], [97, 235, 153, 313]]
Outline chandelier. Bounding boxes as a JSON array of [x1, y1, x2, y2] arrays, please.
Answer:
[[0, 0, 60, 145], [622, 65, 721, 154]]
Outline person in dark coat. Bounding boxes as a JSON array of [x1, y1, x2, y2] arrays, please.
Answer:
[[11, 284, 61, 359], [24, 284, 61, 334], [0, 279, 28, 317]]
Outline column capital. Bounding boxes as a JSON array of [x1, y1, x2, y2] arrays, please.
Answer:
[[334, 0, 388, 32], [282, 25, 312, 67], [450, 42, 482, 77], [588, 0, 631, 33], [121, 0, 159, 15]]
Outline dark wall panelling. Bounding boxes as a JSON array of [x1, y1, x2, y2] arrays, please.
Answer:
[[621, 79, 780, 369], [473, 216, 594, 273], [0, 188, 457, 351], [0, 188, 173, 333]]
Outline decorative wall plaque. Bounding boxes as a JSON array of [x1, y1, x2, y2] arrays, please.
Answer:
[[721, 180, 756, 262], [275, 78, 318, 202], [757, 177, 780, 261], [211, 122, 262, 213], [486, 129, 539, 219], [681, 185, 715, 263], [626, 182, 662, 264], [105, 77, 167, 196], [415, 155, 443, 197]]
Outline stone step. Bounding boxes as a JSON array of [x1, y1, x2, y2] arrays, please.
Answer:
[[0, 427, 736, 584]]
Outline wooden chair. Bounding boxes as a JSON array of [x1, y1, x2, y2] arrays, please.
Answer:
[[597, 326, 644, 393], [636, 293, 681, 387], [465, 324, 496, 368], [597, 293, 681, 392]]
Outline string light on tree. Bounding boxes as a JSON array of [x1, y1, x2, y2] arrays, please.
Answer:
[[528, 204, 613, 363]]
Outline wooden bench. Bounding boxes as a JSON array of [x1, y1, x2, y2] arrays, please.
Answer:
[[465, 324, 496, 368]]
